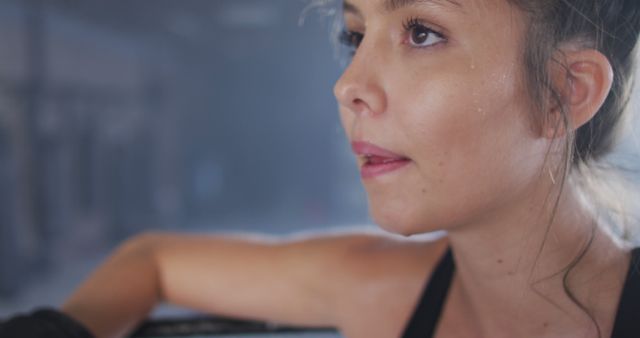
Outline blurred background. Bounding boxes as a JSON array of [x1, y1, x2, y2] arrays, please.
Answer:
[[0, 0, 370, 317], [1, 0, 640, 325]]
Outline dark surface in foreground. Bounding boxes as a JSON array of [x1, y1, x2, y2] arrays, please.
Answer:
[[131, 317, 339, 338]]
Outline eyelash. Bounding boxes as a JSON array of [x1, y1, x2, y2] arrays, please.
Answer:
[[402, 17, 446, 47], [339, 17, 446, 54], [338, 30, 364, 54]]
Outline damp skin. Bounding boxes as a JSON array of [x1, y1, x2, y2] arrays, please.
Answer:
[[335, 0, 550, 236]]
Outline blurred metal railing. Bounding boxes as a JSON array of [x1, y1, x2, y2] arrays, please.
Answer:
[[130, 316, 339, 338]]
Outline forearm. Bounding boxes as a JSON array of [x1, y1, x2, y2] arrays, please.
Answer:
[[61, 234, 162, 338]]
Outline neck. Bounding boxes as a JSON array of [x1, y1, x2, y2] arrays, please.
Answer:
[[446, 183, 629, 337]]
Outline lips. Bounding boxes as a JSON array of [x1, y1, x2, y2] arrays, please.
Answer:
[[351, 141, 411, 179]]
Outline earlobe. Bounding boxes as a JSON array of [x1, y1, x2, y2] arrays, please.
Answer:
[[544, 49, 614, 139]]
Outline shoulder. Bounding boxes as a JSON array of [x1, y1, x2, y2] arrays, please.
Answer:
[[274, 227, 449, 303], [280, 228, 449, 283], [294, 229, 449, 337]]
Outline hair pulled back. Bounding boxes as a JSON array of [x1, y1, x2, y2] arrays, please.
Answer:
[[510, 0, 640, 164], [506, 2, 639, 335]]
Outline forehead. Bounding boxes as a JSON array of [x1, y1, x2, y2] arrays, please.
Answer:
[[382, 0, 463, 11], [342, 0, 510, 17], [343, 0, 460, 15]]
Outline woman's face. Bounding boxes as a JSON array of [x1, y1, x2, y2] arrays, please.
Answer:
[[335, 0, 554, 235]]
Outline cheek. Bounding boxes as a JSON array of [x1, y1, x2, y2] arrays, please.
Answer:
[[403, 68, 526, 166], [392, 69, 544, 228]]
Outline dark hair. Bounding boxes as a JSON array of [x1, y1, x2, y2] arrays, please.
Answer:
[[509, 0, 639, 163], [504, 0, 640, 239], [510, 0, 640, 229], [487, 1, 640, 336]]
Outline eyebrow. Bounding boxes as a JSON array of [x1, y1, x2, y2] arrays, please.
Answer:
[[343, 0, 463, 14]]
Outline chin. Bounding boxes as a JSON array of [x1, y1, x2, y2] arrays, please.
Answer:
[[370, 206, 436, 237]]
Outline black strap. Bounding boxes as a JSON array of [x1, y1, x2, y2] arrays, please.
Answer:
[[610, 247, 640, 338], [402, 248, 454, 338], [401, 247, 640, 338]]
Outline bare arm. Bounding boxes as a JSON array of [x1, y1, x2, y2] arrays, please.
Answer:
[[61, 234, 162, 338], [61, 231, 394, 338]]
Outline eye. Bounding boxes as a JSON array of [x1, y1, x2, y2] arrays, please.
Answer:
[[339, 29, 364, 53], [403, 18, 445, 48]]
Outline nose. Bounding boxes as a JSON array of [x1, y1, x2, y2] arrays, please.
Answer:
[[333, 46, 387, 117]]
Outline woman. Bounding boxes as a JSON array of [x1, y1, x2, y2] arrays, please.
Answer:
[[3, 0, 640, 337]]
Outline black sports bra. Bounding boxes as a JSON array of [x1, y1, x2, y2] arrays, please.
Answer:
[[402, 247, 640, 338]]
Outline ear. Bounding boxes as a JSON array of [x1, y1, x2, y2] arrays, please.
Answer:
[[544, 49, 614, 139]]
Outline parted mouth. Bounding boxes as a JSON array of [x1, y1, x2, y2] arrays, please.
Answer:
[[351, 141, 410, 165], [362, 154, 410, 165]]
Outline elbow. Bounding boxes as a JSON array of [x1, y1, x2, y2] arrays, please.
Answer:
[[116, 232, 169, 302], [118, 232, 165, 256]]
